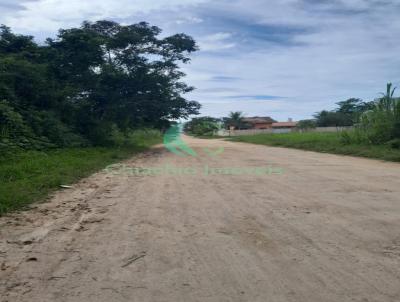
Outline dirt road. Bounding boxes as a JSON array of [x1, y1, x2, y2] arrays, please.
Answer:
[[1, 136, 400, 302]]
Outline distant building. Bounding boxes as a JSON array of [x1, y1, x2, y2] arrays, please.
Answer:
[[242, 117, 277, 129], [272, 118, 298, 129]]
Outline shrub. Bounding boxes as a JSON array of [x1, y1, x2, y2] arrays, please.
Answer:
[[86, 122, 161, 148], [357, 84, 400, 144], [125, 129, 162, 147], [0, 101, 55, 151], [25, 110, 88, 147], [184, 117, 221, 136], [340, 131, 352, 145], [0, 100, 27, 138], [388, 139, 400, 149], [297, 119, 317, 130]]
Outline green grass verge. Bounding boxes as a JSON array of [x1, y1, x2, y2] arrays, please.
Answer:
[[228, 132, 400, 162], [0, 135, 161, 215], [192, 135, 225, 139]]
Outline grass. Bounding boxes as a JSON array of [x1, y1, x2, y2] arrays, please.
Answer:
[[0, 133, 161, 215], [192, 135, 225, 139], [228, 132, 400, 162]]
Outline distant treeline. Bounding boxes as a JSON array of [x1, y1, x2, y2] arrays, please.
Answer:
[[311, 98, 375, 127], [0, 21, 200, 151], [186, 86, 400, 147], [300, 85, 400, 146]]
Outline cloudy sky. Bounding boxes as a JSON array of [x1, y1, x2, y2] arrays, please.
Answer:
[[1, 0, 400, 120]]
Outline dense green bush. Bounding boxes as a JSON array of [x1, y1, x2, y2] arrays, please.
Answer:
[[85, 123, 161, 148], [388, 138, 400, 149], [354, 84, 400, 145], [184, 117, 221, 136], [339, 84, 400, 148], [0, 100, 26, 137]]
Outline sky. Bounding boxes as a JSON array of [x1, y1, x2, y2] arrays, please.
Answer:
[[1, 0, 400, 121]]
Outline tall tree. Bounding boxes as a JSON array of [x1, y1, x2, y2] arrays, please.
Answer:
[[48, 21, 200, 131]]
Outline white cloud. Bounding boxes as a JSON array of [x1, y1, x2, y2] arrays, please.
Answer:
[[197, 32, 236, 51], [1, 0, 207, 33], [175, 16, 203, 25], [183, 0, 400, 120], [2, 0, 400, 120]]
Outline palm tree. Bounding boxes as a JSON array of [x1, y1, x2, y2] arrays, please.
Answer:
[[379, 83, 397, 112], [225, 111, 245, 130]]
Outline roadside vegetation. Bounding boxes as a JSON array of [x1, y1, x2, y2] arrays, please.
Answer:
[[186, 83, 400, 162], [343, 84, 400, 147], [0, 130, 161, 214], [229, 132, 400, 162], [184, 116, 221, 136], [0, 21, 198, 213], [312, 98, 375, 127], [229, 84, 400, 162]]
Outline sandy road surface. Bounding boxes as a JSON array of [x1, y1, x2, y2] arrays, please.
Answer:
[[1, 136, 400, 302]]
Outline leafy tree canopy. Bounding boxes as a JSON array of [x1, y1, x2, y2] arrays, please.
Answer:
[[0, 21, 200, 149], [314, 98, 375, 127], [184, 116, 221, 136]]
